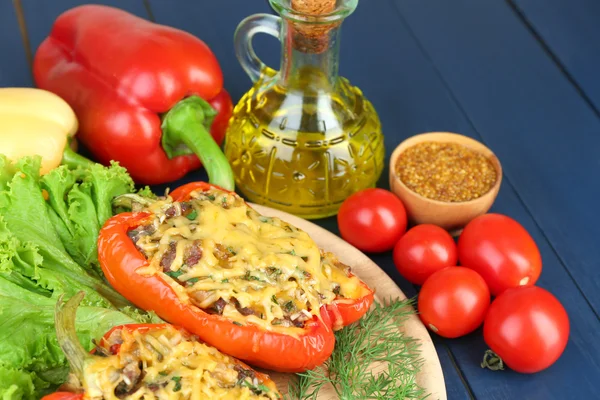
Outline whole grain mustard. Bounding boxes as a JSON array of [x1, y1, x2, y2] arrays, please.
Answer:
[[395, 141, 497, 202]]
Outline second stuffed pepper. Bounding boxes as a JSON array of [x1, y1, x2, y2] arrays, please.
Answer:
[[44, 292, 281, 399], [98, 182, 374, 372]]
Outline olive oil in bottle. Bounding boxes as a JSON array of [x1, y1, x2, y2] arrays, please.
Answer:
[[226, 0, 384, 218]]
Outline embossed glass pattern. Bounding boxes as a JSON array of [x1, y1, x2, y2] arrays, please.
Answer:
[[226, 0, 385, 218]]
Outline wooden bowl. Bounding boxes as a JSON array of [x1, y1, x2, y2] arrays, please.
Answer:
[[389, 132, 502, 233]]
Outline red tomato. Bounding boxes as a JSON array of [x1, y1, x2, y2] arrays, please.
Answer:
[[337, 188, 407, 253], [458, 214, 542, 296], [418, 267, 490, 338], [393, 224, 458, 285], [483, 286, 569, 373]]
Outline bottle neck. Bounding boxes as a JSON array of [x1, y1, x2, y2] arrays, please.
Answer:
[[279, 19, 342, 89]]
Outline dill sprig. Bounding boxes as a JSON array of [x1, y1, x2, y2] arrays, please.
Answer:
[[286, 298, 429, 400]]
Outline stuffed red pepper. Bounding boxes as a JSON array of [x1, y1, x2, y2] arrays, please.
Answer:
[[44, 292, 281, 399], [98, 182, 374, 372]]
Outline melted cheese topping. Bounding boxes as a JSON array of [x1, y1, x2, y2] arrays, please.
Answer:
[[83, 326, 279, 400], [131, 188, 369, 334]]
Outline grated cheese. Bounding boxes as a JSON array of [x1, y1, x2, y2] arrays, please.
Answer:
[[131, 188, 369, 334], [81, 325, 279, 399]]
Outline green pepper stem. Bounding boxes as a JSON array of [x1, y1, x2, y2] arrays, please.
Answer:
[[112, 193, 156, 210], [54, 292, 93, 380], [161, 96, 235, 191], [61, 144, 95, 170]]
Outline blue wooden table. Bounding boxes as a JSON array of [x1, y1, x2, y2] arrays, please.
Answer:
[[2, 1, 599, 399]]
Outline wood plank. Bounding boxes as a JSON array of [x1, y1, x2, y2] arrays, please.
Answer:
[[392, 0, 600, 314], [20, 0, 150, 56], [147, 1, 472, 398], [150, 1, 600, 399], [389, 0, 600, 398], [0, 1, 32, 86], [509, 0, 600, 113]]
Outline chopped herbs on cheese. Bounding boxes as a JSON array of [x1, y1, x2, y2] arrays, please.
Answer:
[[83, 325, 279, 399], [129, 188, 368, 333]]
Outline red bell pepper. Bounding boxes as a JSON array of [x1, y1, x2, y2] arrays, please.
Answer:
[[41, 394, 81, 400], [98, 182, 374, 372], [43, 293, 281, 399], [33, 5, 234, 189]]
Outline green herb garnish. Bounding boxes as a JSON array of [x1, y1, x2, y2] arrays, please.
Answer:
[[241, 380, 271, 395], [289, 249, 296, 256], [233, 321, 243, 326], [227, 246, 237, 255], [271, 295, 278, 304], [206, 194, 216, 201], [283, 300, 295, 313], [186, 277, 199, 284], [266, 267, 282, 278], [222, 278, 229, 283], [185, 209, 198, 220], [286, 298, 427, 400], [294, 266, 306, 280], [165, 270, 184, 280], [159, 371, 168, 376], [243, 271, 263, 282], [172, 376, 182, 392]]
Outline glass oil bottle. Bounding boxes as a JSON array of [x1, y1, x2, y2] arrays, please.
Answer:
[[225, 0, 385, 219]]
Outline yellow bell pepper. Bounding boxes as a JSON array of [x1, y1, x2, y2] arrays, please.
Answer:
[[0, 87, 91, 174]]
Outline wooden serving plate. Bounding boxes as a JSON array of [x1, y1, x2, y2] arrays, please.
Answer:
[[252, 204, 447, 400]]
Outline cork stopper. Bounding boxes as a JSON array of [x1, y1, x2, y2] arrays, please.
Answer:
[[290, 0, 337, 53]]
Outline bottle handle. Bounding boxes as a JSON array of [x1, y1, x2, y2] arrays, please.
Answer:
[[234, 13, 281, 83]]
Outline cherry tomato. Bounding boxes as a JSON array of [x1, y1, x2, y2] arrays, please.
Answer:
[[337, 188, 407, 253], [393, 224, 457, 285], [483, 286, 569, 373], [418, 267, 490, 338], [458, 213, 542, 296]]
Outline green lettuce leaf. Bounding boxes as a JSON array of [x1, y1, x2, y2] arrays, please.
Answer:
[[136, 185, 158, 200], [0, 368, 36, 400], [0, 277, 139, 399], [40, 160, 134, 276], [0, 216, 113, 308], [0, 156, 131, 309], [84, 161, 134, 226], [0, 156, 16, 191], [0, 155, 160, 399]]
